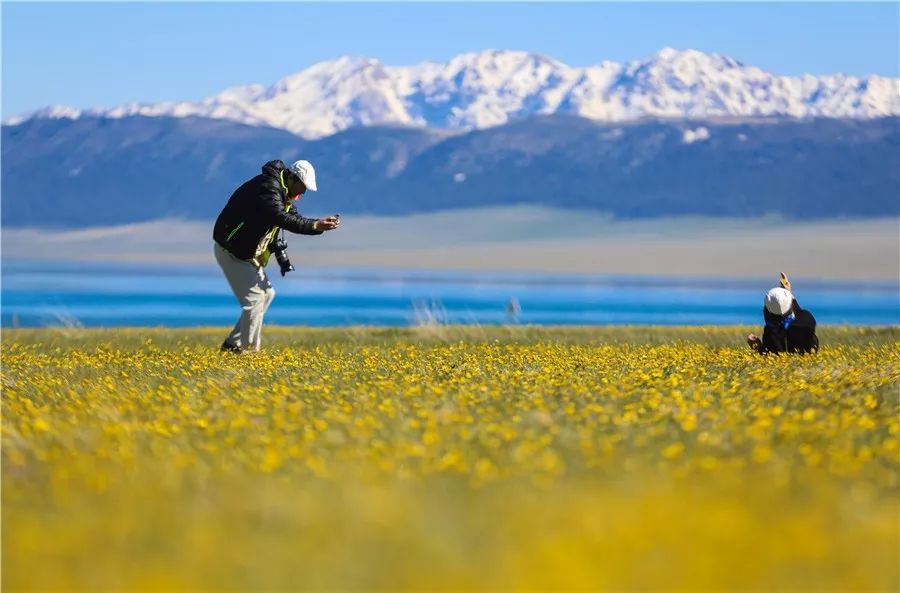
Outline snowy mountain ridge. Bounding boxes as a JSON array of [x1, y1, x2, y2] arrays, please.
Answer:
[[6, 48, 899, 138]]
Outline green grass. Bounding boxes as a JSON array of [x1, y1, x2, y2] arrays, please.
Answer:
[[5, 323, 897, 348]]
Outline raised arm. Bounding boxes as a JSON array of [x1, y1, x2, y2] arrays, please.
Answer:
[[259, 187, 322, 235]]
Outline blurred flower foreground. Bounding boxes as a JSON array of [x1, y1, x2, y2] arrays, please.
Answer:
[[3, 327, 898, 591]]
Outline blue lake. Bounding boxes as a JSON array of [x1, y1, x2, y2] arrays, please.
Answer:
[[1, 261, 897, 328]]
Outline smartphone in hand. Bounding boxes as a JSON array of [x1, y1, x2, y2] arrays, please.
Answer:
[[780, 272, 791, 292]]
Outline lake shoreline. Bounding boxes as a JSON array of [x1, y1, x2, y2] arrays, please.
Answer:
[[3, 210, 898, 282]]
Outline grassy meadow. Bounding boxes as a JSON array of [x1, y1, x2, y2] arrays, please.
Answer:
[[2, 326, 899, 591]]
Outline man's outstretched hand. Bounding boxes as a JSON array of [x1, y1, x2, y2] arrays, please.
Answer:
[[314, 216, 341, 232]]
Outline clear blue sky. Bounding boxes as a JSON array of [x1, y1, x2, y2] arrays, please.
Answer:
[[3, 2, 898, 117]]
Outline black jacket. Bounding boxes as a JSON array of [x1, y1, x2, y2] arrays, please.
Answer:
[[759, 298, 819, 354], [213, 160, 321, 260]]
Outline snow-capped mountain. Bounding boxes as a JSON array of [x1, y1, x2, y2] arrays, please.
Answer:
[[6, 48, 899, 138]]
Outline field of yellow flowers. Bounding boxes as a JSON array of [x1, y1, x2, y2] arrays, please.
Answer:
[[3, 326, 898, 591]]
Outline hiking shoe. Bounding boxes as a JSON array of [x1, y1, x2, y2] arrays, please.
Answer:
[[220, 341, 242, 354]]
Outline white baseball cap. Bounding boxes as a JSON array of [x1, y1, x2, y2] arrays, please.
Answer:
[[764, 287, 793, 316], [288, 160, 317, 192]]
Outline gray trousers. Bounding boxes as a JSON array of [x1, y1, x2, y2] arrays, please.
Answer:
[[214, 242, 275, 351]]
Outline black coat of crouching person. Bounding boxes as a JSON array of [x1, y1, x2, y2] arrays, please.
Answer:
[[747, 275, 819, 355]]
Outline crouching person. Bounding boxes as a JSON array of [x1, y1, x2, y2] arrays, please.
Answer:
[[747, 274, 819, 354]]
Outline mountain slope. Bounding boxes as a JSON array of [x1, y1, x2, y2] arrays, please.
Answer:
[[2, 115, 898, 227], [385, 115, 900, 217], [6, 49, 899, 139]]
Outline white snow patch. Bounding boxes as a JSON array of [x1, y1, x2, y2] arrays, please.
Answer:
[[683, 127, 711, 144]]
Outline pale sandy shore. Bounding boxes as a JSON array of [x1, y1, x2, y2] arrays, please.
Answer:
[[3, 207, 898, 281]]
